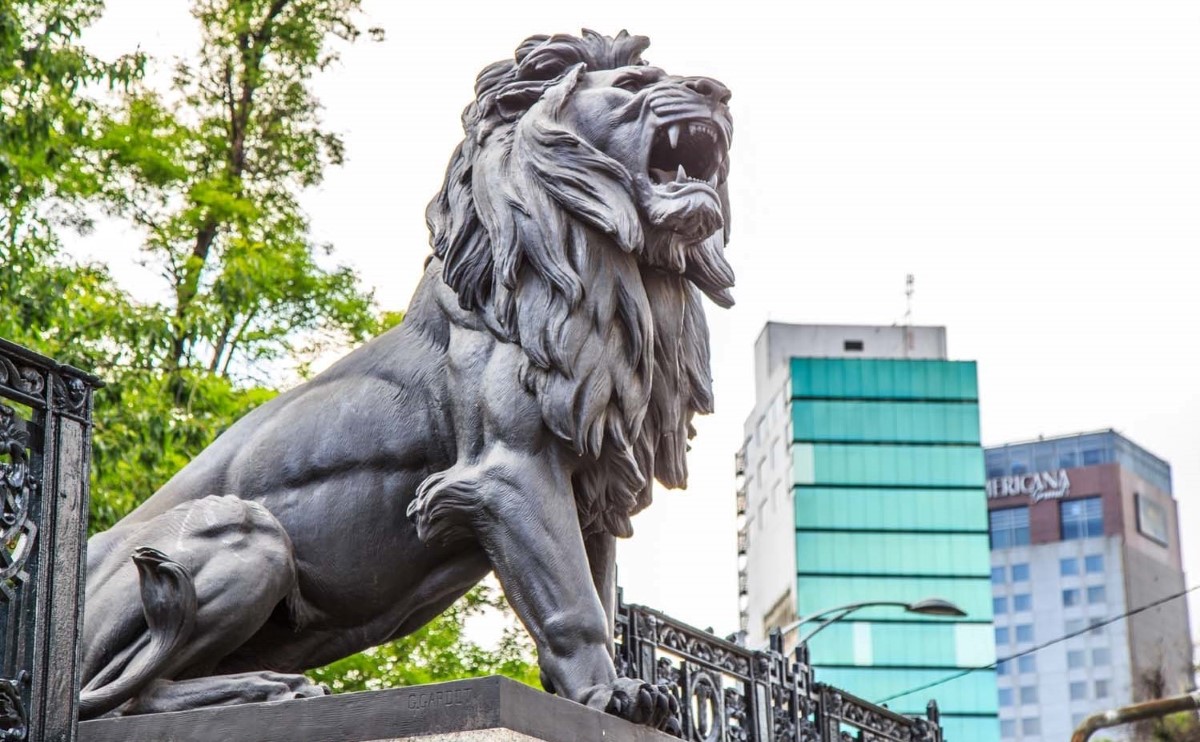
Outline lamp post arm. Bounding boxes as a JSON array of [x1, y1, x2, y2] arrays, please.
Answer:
[[777, 600, 911, 638]]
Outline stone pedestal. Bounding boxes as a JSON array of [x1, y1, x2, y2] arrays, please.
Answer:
[[77, 676, 676, 742]]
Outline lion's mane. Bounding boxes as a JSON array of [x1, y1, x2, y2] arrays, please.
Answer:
[[425, 30, 734, 537]]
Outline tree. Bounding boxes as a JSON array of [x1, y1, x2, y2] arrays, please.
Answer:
[[96, 0, 380, 380], [1, 0, 538, 693], [0, 0, 143, 358]]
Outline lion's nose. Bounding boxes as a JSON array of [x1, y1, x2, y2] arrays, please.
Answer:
[[682, 76, 731, 106]]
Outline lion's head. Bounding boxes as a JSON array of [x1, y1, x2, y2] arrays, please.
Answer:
[[427, 30, 733, 536]]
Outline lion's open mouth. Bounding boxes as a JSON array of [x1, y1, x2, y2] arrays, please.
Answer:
[[647, 119, 724, 187]]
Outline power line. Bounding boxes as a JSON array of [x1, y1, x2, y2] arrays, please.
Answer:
[[874, 582, 1200, 705]]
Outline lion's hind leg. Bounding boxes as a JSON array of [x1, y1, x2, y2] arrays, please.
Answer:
[[81, 495, 303, 717]]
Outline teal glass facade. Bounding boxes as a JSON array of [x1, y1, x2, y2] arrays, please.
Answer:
[[789, 358, 999, 742]]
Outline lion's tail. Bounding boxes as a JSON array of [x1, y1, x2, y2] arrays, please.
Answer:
[[78, 547, 197, 719]]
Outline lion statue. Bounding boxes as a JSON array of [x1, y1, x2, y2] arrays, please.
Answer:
[[79, 29, 733, 731]]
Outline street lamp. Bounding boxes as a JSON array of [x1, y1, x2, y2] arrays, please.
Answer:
[[770, 597, 966, 648]]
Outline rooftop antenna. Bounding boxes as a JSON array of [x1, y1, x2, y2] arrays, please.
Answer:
[[904, 274, 915, 326], [903, 274, 915, 356]]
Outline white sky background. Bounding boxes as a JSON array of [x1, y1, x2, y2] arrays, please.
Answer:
[[77, 0, 1200, 639]]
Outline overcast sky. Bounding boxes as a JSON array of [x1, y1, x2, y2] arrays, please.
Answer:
[[78, 0, 1200, 638]]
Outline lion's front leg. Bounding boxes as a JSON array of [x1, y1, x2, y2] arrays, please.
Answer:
[[409, 446, 677, 732]]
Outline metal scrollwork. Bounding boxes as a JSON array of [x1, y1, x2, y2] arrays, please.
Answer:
[[0, 678, 27, 742], [0, 405, 36, 603], [615, 595, 944, 742], [0, 358, 43, 400], [51, 372, 88, 416]]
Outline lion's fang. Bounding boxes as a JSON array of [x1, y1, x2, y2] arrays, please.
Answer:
[[668, 124, 681, 149], [676, 164, 687, 182]]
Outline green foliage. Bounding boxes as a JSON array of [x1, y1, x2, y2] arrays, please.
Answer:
[[311, 581, 540, 692], [96, 0, 382, 377], [0, 0, 143, 260]]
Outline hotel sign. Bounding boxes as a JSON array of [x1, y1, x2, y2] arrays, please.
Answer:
[[987, 470, 1071, 502]]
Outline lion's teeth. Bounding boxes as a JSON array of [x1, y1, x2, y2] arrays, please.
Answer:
[[676, 164, 687, 182], [668, 124, 681, 149]]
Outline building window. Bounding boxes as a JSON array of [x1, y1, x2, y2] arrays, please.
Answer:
[[1061, 497, 1104, 540], [1092, 648, 1110, 666], [1061, 557, 1079, 576], [843, 339, 864, 351], [1022, 717, 1040, 735], [1060, 451, 1078, 469], [991, 566, 1006, 584], [1000, 720, 1015, 738], [1063, 588, 1082, 607], [1018, 655, 1036, 674], [1087, 586, 1106, 604], [993, 597, 1007, 615], [1085, 554, 1104, 573], [990, 507, 1030, 548], [1070, 681, 1087, 701], [997, 688, 1013, 706], [1067, 649, 1086, 669], [1012, 593, 1032, 612], [1082, 448, 1105, 465], [1011, 563, 1030, 582], [1019, 685, 1038, 704], [1089, 619, 1105, 635], [994, 627, 1010, 645], [1015, 624, 1034, 643], [1095, 679, 1110, 698], [1065, 618, 1085, 634], [996, 659, 1011, 675]]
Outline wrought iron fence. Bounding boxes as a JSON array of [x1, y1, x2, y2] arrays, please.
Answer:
[[0, 339, 101, 742], [615, 594, 943, 742]]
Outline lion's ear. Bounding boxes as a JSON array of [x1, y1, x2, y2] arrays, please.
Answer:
[[520, 123, 643, 254]]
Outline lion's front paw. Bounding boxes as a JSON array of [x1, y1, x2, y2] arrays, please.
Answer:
[[585, 677, 681, 735]]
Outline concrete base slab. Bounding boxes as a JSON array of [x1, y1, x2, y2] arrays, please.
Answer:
[[78, 676, 677, 742]]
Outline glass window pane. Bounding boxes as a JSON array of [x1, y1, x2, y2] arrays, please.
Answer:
[[1063, 589, 1081, 607], [1012, 593, 1032, 612], [794, 443, 986, 488], [1061, 557, 1079, 576], [1095, 679, 1110, 698], [791, 400, 981, 444], [1000, 720, 1015, 737], [1015, 624, 1034, 643], [1085, 554, 1105, 573], [993, 597, 1007, 614], [997, 688, 1013, 706], [796, 532, 991, 576], [990, 507, 1030, 548], [1019, 685, 1038, 704], [995, 627, 1009, 645], [796, 487, 988, 532], [1070, 681, 1087, 700], [1011, 563, 1029, 582], [1017, 655, 1036, 673], [1022, 718, 1040, 735], [1088, 586, 1106, 604], [1061, 497, 1104, 540], [1067, 650, 1086, 668], [1092, 648, 1110, 665]]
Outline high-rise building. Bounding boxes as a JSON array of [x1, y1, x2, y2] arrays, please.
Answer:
[[737, 323, 999, 742], [986, 431, 1192, 741]]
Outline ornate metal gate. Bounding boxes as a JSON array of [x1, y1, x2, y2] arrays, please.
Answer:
[[615, 594, 943, 742], [0, 339, 100, 742]]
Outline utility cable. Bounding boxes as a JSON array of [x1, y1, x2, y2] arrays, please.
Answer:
[[873, 582, 1200, 705]]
